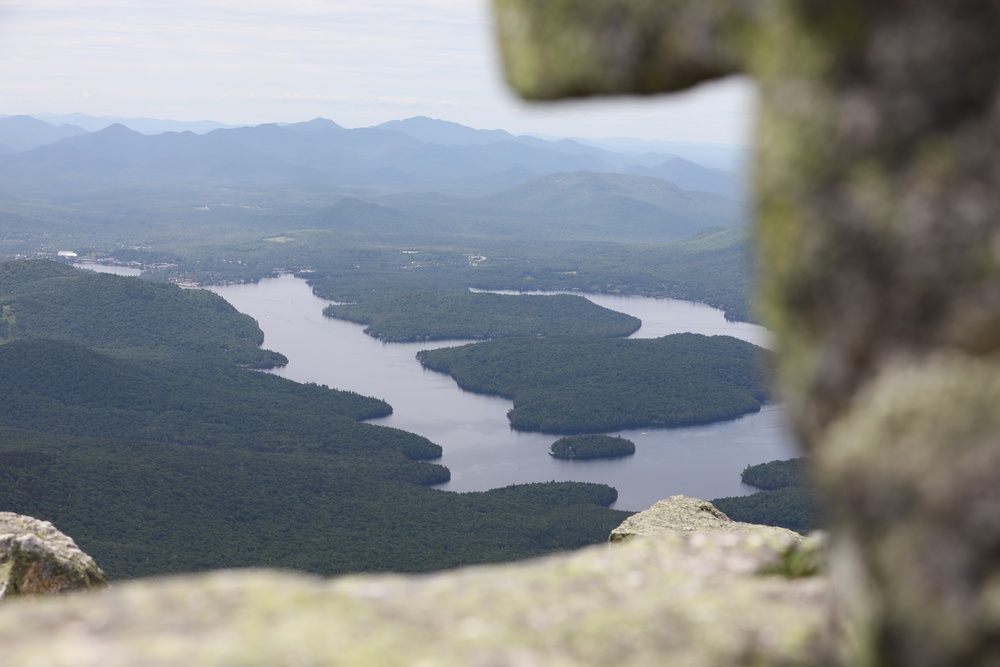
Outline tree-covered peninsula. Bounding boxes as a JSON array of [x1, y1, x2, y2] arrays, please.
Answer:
[[550, 434, 636, 459], [0, 259, 286, 368], [740, 458, 807, 490], [0, 260, 632, 579], [323, 291, 641, 341], [711, 458, 820, 534], [417, 333, 770, 433]]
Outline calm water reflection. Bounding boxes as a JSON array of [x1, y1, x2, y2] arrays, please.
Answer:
[[209, 275, 798, 511], [74, 263, 144, 277]]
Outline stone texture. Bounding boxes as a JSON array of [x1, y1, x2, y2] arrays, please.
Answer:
[[0, 512, 108, 599], [610, 494, 797, 541], [816, 355, 1000, 667], [493, 0, 755, 98], [612, 496, 827, 580], [492, 1, 1000, 664], [0, 503, 832, 667]]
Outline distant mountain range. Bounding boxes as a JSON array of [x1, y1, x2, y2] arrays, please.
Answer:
[[0, 114, 743, 203], [0, 115, 89, 152], [318, 171, 743, 242], [2, 113, 745, 169], [22, 113, 237, 135]]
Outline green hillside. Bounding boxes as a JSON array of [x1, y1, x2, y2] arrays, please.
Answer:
[[0, 259, 286, 367], [298, 228, 753, 324], [369, 171, 744, 242], [0, 261, 631, 579], [712, 458, 821, 534], [324, 291, 641, 342]]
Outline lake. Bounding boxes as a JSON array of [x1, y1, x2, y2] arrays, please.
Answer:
[[75, 262, 799, 510], [207, 274, 798, 511], [75, 263, 145, 277]]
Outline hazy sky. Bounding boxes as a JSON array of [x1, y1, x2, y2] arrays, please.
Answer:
[[0, 0, 755, 143]]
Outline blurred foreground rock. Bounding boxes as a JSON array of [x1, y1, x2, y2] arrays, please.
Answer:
[[0, 498, 831, 666], [493, 1, 1000, 664], [0, 512, 108, 599]]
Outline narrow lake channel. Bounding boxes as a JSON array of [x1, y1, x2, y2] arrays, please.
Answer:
[[208, 274, 798, 511], [76, 263, 799, 511]]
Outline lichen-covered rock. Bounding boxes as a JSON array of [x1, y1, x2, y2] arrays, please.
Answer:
[[817, 355, 1000, 667], [493, 0, 753, 98], [611, 495, 827, 580], [0, 512, 108, 599], [751, 3, 1000, 447], [610, 494, 799, 541], [492, 1, 1000, 664], [0, 506, 832, 667], [496, 0, 1000, 444]]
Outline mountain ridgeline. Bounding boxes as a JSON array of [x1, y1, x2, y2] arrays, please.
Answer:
[[0, 114, 753, 323], [0, 114, 742, 201], [0, 261, 631, 579], [0, 120, 742, 243]]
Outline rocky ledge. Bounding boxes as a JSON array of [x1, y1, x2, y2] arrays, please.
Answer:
[[0, 512, 108, 599], [0, 497, 832, 666]]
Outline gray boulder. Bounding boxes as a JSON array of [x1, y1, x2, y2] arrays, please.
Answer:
[[611, 494, 799, 541], [0, 501, 831, 666], [0, 512, 108, 598]]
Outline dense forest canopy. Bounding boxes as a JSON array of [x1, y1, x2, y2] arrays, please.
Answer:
[[740, 458, 807, 490], [417, 333, 771, 433], [0, 259, 286, 367], [239, 227, 748, 322], [0, 261, 631, 579], [711, 458, 820, 534], [324, 291, 641, 342], [550, 434, 636, 459]]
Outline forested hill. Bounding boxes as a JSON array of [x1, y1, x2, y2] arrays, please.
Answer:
[[0, 338, 396, 447], [297, 227, 753, 325], [0, 259, 631, 579], [323, 292, 641, 342], [417, 333, 771, 433], [712, 459, 820, 535], [0, 259, 286, 368]]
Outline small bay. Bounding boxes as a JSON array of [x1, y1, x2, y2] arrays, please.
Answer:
[[74, 263, 144, 277]]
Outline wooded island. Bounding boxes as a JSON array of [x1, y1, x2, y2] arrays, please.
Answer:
[[418, 333, 770, 433]]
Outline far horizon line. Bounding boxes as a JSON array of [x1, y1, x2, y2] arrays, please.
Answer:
[[4, 111, 749, 149]]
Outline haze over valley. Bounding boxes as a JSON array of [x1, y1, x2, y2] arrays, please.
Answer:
[[0, 110, 814, 580]]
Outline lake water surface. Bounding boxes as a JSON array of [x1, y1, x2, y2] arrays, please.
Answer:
[[75, 263, 798, 510], [208, 275, 798, 511], [75, 263, 144, 277]]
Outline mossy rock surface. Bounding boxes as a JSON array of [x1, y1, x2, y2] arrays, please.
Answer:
[[0, 512, 108, 598], [0, 499, 833, 666], [493, 2, 1000, 664], [610, 494, 804, 542]]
